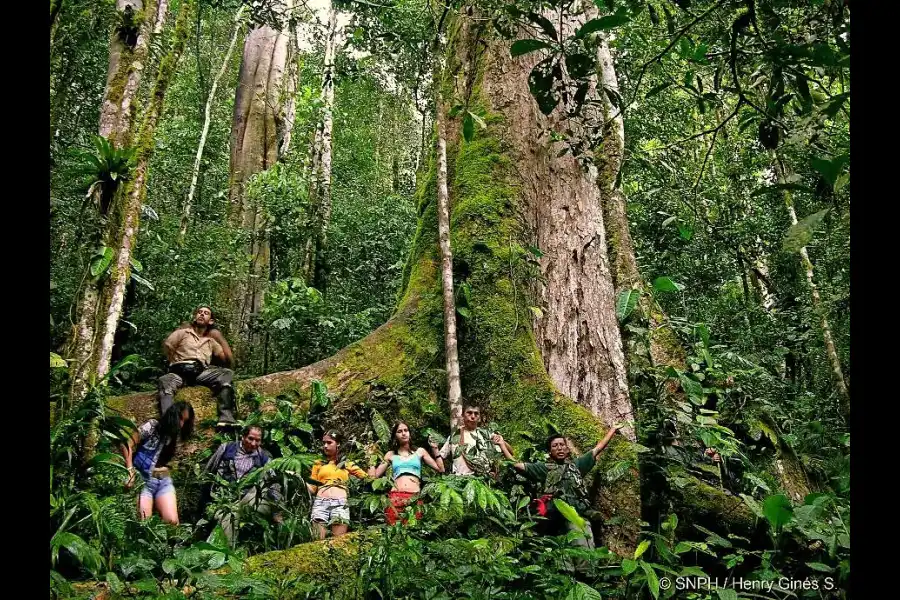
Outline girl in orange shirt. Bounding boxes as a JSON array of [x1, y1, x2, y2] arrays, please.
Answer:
[[307, 430, 368, 539]]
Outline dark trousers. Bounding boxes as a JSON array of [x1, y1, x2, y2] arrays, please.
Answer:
[[158, 365, 236, 422]]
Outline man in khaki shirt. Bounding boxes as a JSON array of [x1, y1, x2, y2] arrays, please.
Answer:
[[158, 306, 237, 426]]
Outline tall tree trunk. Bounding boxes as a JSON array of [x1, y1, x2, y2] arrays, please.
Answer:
[[303, 3, 339, 291], [67, 0, 164, 407], [222, 0, 293, 364], [179, 5, 245, 242], [774, 155, 850, 418], [449, 7, 639, 551], [435, 100, 463, 429]]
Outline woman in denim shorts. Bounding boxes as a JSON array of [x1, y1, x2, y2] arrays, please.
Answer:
[[122, 401, 195, 524], [307, 430, 369, 539]]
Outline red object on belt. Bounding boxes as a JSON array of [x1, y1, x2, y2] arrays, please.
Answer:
[[534, 494, 553, 516]]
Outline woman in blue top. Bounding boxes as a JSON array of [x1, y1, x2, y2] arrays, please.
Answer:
[[369, 421, 444, 525], [122, 401, 195, 524]]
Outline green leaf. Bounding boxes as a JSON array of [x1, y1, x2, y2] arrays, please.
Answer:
[[105, 572, 124, 594], [463, 112, 475, 142], [129, 257, 143, 273], [457, 306, 472, 318], [130, 272, 155, 291], [806, 562, 833, 572], [645, 82, 673, 99], [652, 276, 682, 292], [566, 52, 595, 80], [634, 539, 651, 559], [51, 532, 102, 574], [676, 221, 693, 241], [616, 289, 640, 321], [621, 558, 639, 575], [821, 92, 850, 118], [553, 499, 585, 530], [529, 306, 544, 319], [526, 13, 558, 41], [810, 154, 849, 187], [469, 112, 486, 130], [678, 374, 703, 403], [762, 494, 794, 530], [511, 39, 551, 57], [529, 57, 560, 115], [89, 246, 114, 278], [565, 581, 603, 600], [783, 208, 829, 253], [371, 409, 391, 445], [715, 589, 738, 600], [640, 560, 660, 599], [50, 352, 68, 368], [739, 493, 764, 519], [576, 12, 630, 39]]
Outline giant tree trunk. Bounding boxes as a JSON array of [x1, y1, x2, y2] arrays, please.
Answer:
[[222, 2, 294, 362], [67, 0, 166, 407]]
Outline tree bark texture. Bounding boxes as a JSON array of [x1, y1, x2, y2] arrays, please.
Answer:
[[223, 2, 293, 360], [180, 5, 245, 241], [490, 10, 633, 437]]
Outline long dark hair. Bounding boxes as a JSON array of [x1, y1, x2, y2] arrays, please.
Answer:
[[323, 429, 345, 462], [157, 401, 195, 466], [390, 421, 413, 452]]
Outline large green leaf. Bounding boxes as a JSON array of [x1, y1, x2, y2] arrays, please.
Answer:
[[640, 560, 660, 599], [634, 539, 651, 560], [616, 288, 639, 321], [652, 276, 683, 292], [510, 39, 551, 57], [565, 581, 602, 600], [50, 352, 68, 369], [575, 10, 630, 38], [783, 208, 829, 253], [553, 499, 585, 530], [89, 246, 114, 278], [621, 558, 639, 575], [762, 494, 794, 531], [810, 154, 849, 187], [51, 532, 102, 574], [463, 112, 475, 142], [715, 589, 738, 600]]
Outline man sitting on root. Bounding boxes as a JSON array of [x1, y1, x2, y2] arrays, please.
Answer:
[[158, 305, 237, 427]]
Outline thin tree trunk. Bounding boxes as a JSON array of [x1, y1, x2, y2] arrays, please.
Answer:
[[774, 155, 850, 418], [180, 5, 245, 242], [307, 4, 339, 291], [435, 100, 463, 430]]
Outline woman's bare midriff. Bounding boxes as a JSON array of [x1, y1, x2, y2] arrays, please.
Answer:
[[393, 474, 421, 493], [317, 486, 349, 500]]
